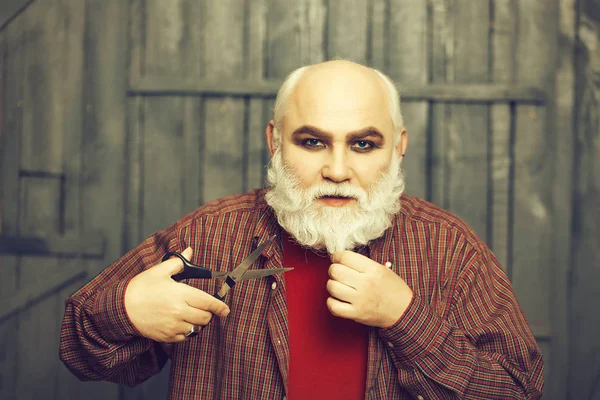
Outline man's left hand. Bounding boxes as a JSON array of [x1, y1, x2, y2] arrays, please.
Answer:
[[327, 250, 414, 328]]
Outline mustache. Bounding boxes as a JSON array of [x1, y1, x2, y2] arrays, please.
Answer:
[[307, 184, 365, 201]]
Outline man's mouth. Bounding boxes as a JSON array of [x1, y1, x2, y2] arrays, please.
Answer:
[[317, 195, 355, 207]]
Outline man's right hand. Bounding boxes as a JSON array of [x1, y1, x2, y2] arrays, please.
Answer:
[[124, 247, 230, 342]]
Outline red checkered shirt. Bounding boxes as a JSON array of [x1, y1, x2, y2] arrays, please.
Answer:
[[59, 189, 544, 399]]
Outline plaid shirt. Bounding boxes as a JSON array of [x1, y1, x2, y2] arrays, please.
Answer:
[[60, 189, 544, 399]]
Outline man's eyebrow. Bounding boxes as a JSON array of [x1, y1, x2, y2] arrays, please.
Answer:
[[291, 125, 385, 141], [347, 128, 385, 141], [291, 125, 332, 140]]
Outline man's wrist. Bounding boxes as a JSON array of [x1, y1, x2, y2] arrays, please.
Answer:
[[380, 291, 415, 328]]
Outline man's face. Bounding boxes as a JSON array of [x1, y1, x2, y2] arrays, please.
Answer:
[[265, 62, 407, 253], [277, 67, 398, 206]]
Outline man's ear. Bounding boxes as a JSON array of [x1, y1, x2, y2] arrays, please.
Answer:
[[266, 120, 277, 157], [396, 128, 408, 158]]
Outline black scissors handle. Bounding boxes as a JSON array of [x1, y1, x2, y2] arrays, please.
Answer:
[[162, 252, 213, 281], [164, 236, 278, 337]]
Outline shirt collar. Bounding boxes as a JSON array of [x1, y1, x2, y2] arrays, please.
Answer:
[[252, 189, 284, 261]]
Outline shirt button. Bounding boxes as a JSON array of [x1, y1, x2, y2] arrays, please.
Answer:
[[386, 341, 394, 348], [385, 261, 392, 268], [271, 282, 277, 290], [417, 396, 424, 400]]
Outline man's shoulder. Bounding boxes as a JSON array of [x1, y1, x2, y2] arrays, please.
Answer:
[[197, 189, 266, 216], [398, 194, 481, 244], [174, 189, 268, 228]]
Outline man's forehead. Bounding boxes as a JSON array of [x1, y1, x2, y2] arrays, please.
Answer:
[[284, 62, 393, 135]]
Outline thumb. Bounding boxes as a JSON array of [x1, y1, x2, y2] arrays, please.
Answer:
[[158, 247, 193, 276], [180, 246, 193, 262]]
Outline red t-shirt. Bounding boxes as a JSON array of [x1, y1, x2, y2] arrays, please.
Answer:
[[284, 234, 368, 399]]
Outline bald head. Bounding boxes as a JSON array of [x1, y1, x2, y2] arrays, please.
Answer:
[[272, 60, 404, 146]]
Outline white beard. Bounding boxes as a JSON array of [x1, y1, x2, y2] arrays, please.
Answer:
[[265, 148, 406, 254]]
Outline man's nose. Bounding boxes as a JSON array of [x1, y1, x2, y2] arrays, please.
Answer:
[[322, 150, 352, 182]]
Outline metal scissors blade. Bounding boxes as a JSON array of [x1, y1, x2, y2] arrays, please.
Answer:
[[214, 235, 277, 301], [212, 268, 292, 281]]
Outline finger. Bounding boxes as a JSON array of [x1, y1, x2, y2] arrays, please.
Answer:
[[330, 250, 378, 272], [328, 263, 361, 288], [172, 334, 187, 343], [330, 251, 347, 264], [157, 247, 193, 276], [326, 296, 354, 319], [166, 320, 199, 340], [181, 306, 214, 326], [326, 279, 357, 303], [182, 286, 230, 317]]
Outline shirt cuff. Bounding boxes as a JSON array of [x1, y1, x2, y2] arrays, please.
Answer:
[[378, 294, 450, 365], [91, 278, 142, 342]]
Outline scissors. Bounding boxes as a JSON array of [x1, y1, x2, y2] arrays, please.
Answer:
[[162, 235, 291, 336]]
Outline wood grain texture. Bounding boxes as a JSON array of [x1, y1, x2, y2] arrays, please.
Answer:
[[511, 0, 557, 353], [0, 0, 33, 30], [77, 1, 128, 399], [0, 261, 85, 322], [81, 0, 128, 267], [60, 0, 85, 236], [429, 0, 451, 207], [446, 0, 490, 240], [0, 19, 4, 221], [0, 232, 104, 256], [16, 257, 61, 400], [489, 0, 517, 270], [125, 0, 144, 252], [12, 2, 90, 398], [0, 9, 25, 400], [14, 4, 62, 398], [52, 5, 86, 395], [327, 0, 369, 63], [266, 0, 326, 78], [388, 0, 429, 200], [125, 97, 143, 251], [18, 1, 63, 175], [246, 0, 268, 190], [569, 1, 600, 398], [201, 0, 246, 203], [0, 252, 18, 400], [550, 1, 576, 398], [130, 76, 546, 102], [142, 97, 197, 233], [368, 0, 386, 69]]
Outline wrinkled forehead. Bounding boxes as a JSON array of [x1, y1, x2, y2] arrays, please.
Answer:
[[284, 65, 394, 137]]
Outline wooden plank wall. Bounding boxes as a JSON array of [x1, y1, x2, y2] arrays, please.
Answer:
[[570, 0, 600, 398], [0, 1, 90, 399], [512, 1, 558, 386], [0, 1, 127, 399], [0, 9, 21, 398], [552, 0, 576, 398], [1, 0, 590, 399]]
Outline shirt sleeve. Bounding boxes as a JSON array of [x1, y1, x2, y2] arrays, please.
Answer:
[[378, 244, 544, 399], [59, 224, 181, 386]]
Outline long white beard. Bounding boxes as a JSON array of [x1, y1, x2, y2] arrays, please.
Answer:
[[265, 148, 406, 254]]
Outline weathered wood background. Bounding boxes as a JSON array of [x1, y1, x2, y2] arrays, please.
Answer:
[[0, 0, 596, 399]]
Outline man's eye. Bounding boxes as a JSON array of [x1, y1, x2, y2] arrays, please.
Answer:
[[303, 139, 324, 148], [352, 141, 374, 151]]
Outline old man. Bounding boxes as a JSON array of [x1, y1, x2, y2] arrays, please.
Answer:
[[60, 60, 544, 399]]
